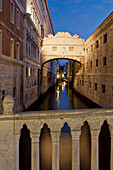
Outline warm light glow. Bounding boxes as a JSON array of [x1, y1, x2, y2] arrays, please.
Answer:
[[57, 74, 59, 78], [56, 86, 60, 107], [62, 82, 66, 90], [62, 73, 64, 78], [28, 67, 30, 76]]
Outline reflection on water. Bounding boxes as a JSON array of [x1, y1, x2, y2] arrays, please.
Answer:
[[56, 86, 60, 107], [30, 81, 90, 111]]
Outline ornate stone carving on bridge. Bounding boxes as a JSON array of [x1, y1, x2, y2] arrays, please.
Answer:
[[42, 32, 86, 65]]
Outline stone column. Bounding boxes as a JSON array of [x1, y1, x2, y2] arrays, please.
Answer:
[[14, 134, 20, 170], [31, 134, 40, 170], [91, 129, 100, 170], [71, 130, 81, 170], [51, 131, 60, 170], [110, 129, 113, 170]]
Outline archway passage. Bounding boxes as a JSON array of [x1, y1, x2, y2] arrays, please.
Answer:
[[60, 122, 72, 170], [19, 124, 31, 170], [99, 120, 111, 170], [40, 123, 52, 170], [80, 121, 91, 170]]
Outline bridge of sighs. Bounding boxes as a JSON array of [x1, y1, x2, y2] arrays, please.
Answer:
[[41, 32, 85, 66]]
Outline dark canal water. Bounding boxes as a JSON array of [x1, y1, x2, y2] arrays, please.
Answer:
[[28, 81, 99, 111]]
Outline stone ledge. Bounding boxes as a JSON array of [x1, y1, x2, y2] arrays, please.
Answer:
[[0, 108, 113, 120]]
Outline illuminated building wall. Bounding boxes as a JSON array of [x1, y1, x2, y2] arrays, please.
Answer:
[[22, 0, 55, 109], [74, 12, 113, 108]]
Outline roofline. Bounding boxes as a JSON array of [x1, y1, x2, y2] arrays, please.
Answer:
[[44, 0, 54, 35], [86, 11, 113, 42]]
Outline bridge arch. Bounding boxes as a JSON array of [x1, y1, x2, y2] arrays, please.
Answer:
[[42, 32, 86, 65], [41, 57, 82, 69]]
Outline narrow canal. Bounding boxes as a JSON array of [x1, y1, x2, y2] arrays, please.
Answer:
[[28, 81, 99, 111]]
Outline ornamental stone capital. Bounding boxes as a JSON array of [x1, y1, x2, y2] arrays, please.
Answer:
[[71, 130, 81, 141], [90, 129, 100, 140], [31, 133, 40, 143], [51, 131, 60, 142], [2, 95, 14, 114]]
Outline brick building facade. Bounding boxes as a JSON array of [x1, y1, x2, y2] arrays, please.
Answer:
[[0, 0, 24, 112]]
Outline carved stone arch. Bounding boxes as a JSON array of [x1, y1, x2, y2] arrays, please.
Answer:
[[80, 120, 91, 132], [60, 121, 72, 170], [60, 122, 72, 134], [25, 120, 43, 135], [19, 123, 31, 138], [66, 117, 84, 131], [57, 118, 73, 132], [39, 123, 52, 170], [99, 119, 111, 170], [39, 121, 46, 134], [98, 118, 112, 135], [102, 119, 111, 130], [62, 120, 72, 131], [83, 118, 93, 131], [99, 119, 112, 137], [105, 118, 113, 136], [41, 57, 82, 69], [40, 123, 51, 133], [80, 121, 91, 170], [19, 124, 31, 170], [88, 117, 104, 131], [45, 118, 64, 132], [15, 121, 29, 135]]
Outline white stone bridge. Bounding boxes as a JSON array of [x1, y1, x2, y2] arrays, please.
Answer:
[[41, 32, 86, 66], [1, 96, 113, 170]]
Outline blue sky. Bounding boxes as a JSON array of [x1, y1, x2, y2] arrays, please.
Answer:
[[48, 0, 113, 40]]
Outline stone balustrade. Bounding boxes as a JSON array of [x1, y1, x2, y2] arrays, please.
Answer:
[[1, 96, 113, 170]]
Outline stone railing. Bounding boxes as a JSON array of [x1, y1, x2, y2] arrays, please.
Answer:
[[1, 95, 113, 170]]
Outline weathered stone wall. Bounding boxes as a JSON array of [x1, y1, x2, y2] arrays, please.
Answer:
[[0, 60, 23, 113], [74, 12, 113, 108]]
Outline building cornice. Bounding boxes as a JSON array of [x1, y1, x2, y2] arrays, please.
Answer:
[[86, 12, 113, 44], [0, 55, 24, 66], [34, 0, 54, 35], [44, 0, 54, 34]]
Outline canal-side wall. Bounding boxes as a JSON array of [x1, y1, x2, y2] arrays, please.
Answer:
[[23, 0, 56, 110], [0, 0, 24, 114], [74, 12, 113, 108], [1, 99, 113, 170]]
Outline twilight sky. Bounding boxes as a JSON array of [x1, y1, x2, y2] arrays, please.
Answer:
[[48, 0, 113, 40]]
